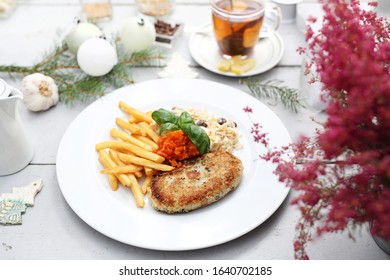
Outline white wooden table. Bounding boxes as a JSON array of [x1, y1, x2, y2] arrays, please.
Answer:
[[0, 0, 389, 260]]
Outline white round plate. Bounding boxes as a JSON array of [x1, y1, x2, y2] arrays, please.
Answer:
[[189, 26, 285, 77], [56, 79, 291, 251]]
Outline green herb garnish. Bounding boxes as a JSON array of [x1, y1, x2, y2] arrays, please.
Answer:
[[151, 108, 211, 154]]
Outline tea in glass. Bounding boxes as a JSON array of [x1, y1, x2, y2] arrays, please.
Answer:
[[211, 0, 265, 58]]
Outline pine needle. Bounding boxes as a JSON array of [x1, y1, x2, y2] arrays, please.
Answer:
[[240, 77, 305, 113], [0, 40, 165, 104]]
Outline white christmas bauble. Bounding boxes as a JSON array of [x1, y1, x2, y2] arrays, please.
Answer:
[[65, 22, 102, 54], [77, 37, 118, 77], [120, 17, 156, 52]]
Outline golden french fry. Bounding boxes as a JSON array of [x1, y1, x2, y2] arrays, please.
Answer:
[[110, 149, 139, 167], [101, 165, 143, 174], [127, 115, 137, 123], [119, 101, 153, 123], [110, 149, 137, 166], [110, 149, 147, 177], [96, 102, 175, 209], [99, 150, 145, 208], [109, 150, 145, 203], [110, 149, 142, 173], [110, 128, 154, 151], [144, 167, 154, 177], [138, 122, 160, 143], [117, 152, 174, 172], [98, 154, 119, 191], [98, 150, 132, 188], [108, 175, 119, 191], [127, 174, 144, 208], [109, 149, 123, 166], [116, 117, 146, 136], [95, 141, 165, 163], [141, 175, 152, 194], [110, 150, 140, 176], [133, 135, 159, 150]]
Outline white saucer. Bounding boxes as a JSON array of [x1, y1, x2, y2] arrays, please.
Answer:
[[189, 26, 285, 77]]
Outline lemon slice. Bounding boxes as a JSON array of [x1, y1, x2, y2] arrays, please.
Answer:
[[217, 59, 235, 72], [217, 55, 256, 75], [231, 58, 256, 75]]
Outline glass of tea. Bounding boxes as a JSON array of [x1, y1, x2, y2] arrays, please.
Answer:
[[211, 0, 281, 58]]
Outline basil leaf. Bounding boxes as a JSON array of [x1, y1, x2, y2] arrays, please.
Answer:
[[159, 123, 180, 134], [152, 109, 178, 126], [181, 123, 211, 154], [152, 108, 211, 155], [178, 112, 195, 127]]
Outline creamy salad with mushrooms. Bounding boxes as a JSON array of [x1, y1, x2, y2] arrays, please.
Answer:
[[171, 107, 242, 152]]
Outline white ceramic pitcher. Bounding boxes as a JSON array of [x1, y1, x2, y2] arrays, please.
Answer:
[[0, 79, 33, 176]]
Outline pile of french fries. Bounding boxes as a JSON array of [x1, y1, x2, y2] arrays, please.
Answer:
[[95, 100, 174, 208]]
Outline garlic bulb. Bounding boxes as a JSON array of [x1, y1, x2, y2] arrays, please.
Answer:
[[21, 73, 59, 112]]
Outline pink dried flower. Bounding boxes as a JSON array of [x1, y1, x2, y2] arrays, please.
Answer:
[[307, 15, 318, 24], [265, 0, 390, 259], [296, 46, 307, 55], [243, 106, 253, 113]]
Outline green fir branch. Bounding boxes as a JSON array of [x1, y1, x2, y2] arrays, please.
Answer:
[[0, 40, 165, 104], [241, 78, 305, 113]]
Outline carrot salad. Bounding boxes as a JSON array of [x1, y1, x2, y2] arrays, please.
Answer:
[[156, 130, 200, 167]]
